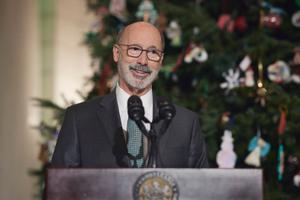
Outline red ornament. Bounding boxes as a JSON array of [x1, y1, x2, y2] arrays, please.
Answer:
[[96, 6, 109, 16], [217, 14, 234, 32], [172, 50, 185, 72], [278, 108, 287, 135], [262, 13, 282, 28], [234, 16, 247, 32]]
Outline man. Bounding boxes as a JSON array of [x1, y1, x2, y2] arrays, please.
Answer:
[[51, 22, 208, 168]]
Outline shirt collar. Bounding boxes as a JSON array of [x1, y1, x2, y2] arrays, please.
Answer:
[[116, 83, 153, 114]]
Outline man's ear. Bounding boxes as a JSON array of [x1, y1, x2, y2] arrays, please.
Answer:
[[113, 45, 120, 62]]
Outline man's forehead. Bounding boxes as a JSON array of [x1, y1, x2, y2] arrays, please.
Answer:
[[120, 22, 162, 48]]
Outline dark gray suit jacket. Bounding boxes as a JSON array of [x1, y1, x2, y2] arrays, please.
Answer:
[[51, 91, 208, 168]]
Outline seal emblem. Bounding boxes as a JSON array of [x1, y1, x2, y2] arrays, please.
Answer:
[[133, 171, 179, 200]]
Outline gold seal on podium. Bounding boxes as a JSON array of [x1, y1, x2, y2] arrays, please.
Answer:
[[133, 171, 179, 200]]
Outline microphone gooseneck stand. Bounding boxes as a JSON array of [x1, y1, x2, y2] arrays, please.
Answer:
[[127, 95, 175, 168]]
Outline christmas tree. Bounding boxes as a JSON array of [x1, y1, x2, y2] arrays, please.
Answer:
[[34, 0, 300, 199]]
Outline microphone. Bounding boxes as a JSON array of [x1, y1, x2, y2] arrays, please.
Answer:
[[158, 97, 176, 121], [157, 97, 176, 135], [128, 95, 144, 121], [127, 95, 148, 136]]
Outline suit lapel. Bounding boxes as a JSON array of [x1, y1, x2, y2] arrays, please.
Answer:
[[96, 91, 130, 167], [96, 91, 121, 145]]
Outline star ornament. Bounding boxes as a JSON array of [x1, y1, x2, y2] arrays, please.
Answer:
[[220, 68, 241, 91]]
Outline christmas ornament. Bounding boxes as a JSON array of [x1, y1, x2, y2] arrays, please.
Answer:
[[234, 16, 247, 32], [277, 106, 286, 181], [294, 171, 300, 187], [291, 47, 300, 66], [184, 43, 208, 63], [89, 6, 109, 34], [89, 19, 101, 34], [217, 14, 234, 32], [216, 130, 237, 168], [239, 55, 252, 71], [238, 56, 255, 87], [261, 1, 285, 16], [256, 61, 267, 106], [97, 6, 109, 15], [109, 0, 127, 21], [248, 136, 271, 158], [169, 50, 185, 73], [245, 146, 261, 167], [292, 10, 300, 28], [277, 143, 285, 181], [262, 13, 282, 28], [291, 74, 300, 83], [260, 2, 284, 28], [285, 155, 300, 188], [245, 128, 270, 167], [221, 112, 231, 125], [166, 20, 182, 47], [243, 68, 255, 87], [135, 0, 158, 24], [267, 60, 291, 83], [290, 48, 300, 83], [278, 107, 287, 135], [220, 68, 241, 91]]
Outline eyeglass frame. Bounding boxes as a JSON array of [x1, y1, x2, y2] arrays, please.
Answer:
[[115, 43, 164, 62]]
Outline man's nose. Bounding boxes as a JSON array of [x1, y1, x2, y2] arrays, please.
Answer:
[[137, 50, 148, 66]]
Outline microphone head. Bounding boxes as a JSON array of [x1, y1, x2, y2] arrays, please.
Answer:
[[128, 95, 145, 121], [158, 97, 176, 121]]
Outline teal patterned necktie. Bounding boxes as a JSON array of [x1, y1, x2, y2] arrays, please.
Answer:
[[127, 118, 144, 168]]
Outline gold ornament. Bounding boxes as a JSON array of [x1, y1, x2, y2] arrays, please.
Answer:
[[256, 61, 267, 106]]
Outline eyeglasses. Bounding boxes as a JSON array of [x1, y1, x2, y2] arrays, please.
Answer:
[[116, 43, 164, 62]]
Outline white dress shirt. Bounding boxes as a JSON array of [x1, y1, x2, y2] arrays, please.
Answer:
[[116, 84, 153, 132]]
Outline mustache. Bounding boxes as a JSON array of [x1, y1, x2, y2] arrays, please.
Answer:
[[129, 64, 152, 74]]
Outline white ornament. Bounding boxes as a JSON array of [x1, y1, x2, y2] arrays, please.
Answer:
[[135, 0, 157, 24], [291, 74, 300, 84], [294, 173, 300, 187], [267, 60, 291, 83], [184, 45, 208, 63], [292, 10, 300, 28], [245, 146, 261, 167], [220, 68, 241, 91], [216, 130, 237, 168], [166, 21, 182, 47], [239, 55, 252, 71], [109, 0, 127, 21], [244, 68, 255, 87]]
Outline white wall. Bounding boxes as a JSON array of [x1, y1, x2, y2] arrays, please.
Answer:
[[53, 0, 94, 106], [0, 0, 94, 199], [0, 0, 40, 199]]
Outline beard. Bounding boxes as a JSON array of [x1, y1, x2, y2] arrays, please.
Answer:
[[118, 62, 159, 90]]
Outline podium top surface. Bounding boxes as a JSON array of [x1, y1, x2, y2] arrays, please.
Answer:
[[46, 168, 263, 200]]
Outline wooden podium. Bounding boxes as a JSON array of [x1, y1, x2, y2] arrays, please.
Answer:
[[46, 168, 262, 200]]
